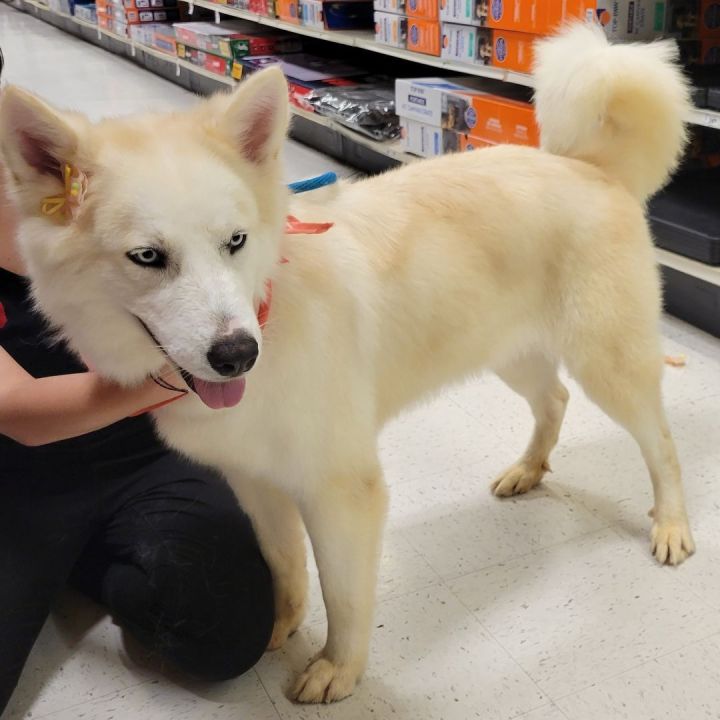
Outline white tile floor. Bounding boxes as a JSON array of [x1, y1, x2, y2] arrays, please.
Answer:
[[2, 7, 720, 719]]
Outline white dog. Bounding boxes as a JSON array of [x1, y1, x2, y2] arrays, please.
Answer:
[[0, 23, 695, 703]]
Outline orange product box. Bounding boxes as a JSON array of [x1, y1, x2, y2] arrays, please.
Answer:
[[457, 133, 494, 151], [478, 28, 535, 73], [407, 18, 441, 54], [465, 94, 538, 145], [276, 0, 300, 22], [482, 0, 595, 34], [406, 0, 438, 20]]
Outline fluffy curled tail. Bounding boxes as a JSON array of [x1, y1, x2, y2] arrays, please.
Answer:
[[533, 23, 691, 203]]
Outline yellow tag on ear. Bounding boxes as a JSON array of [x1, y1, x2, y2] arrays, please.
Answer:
[[40, 163, 88, 221]]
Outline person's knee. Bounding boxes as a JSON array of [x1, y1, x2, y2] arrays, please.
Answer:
[[155, 508, 275, 681], [171, 553, 275, 681], [110, 499, 276, 681]]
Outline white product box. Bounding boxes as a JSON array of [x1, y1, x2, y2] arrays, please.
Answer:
[[441, 22, 478, 62], [374, 11, 407, 46], [373, 0, 404, 13], [300, 0, 323, 27], [400, 118, 453, 156], [439, 0, 481, 25], [597, 0, 666, 40], [395, 76, 478, 124]]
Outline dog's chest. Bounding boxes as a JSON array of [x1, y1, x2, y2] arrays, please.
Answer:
[[153, 397, 316, 493]]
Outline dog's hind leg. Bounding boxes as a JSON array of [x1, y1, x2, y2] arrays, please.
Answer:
[[565, 331, 694, 566], [492, 353, 569, 497], [292, 460, 388, 704]]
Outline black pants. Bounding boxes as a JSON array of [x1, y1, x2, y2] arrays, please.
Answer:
[[0, 422, 274, 716]]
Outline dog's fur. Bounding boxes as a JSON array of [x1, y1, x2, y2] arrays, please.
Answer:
[[0, 24, 695, 703]]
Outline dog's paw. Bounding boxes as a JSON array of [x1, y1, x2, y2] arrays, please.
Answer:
[[267, 577, 308, 651], [291, 657, 358, 704], [651, 517, 696, 566], [267, 601, 306, 651], [492, 460, 548, 497]]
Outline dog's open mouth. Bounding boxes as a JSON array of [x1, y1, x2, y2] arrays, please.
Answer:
[[136, 316, 247, 410], [180, 370, 247, 410]]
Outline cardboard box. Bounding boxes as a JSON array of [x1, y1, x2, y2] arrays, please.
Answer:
[[481, 0, 595, 33], [122, 0, 176, 8], [457, 133, 493, 151], [400, 117, 458, 156], [406, 18, 440, 54], [699, 0, 720, 37], [177, 43, 233, 75], [299, 0, 323, 26], [374, 10, 406, 46], [477, 28, 535, 73], [595, 0, 666, 40], [276, 0, 300, 21], [321, 0, 374, 28], [153, 27, 178, 54], [406, 0, 437, 20], [373, 0, 404, 13], [173, 21, 301, 58], [439, 0, 481, 25], [441, 22, 478, 62], [74, 2, 97, 20], [395, 77, 538, 145], [700, 38, 720, 63], [123, 6, 180, 22], [400, 117, 495, 157]]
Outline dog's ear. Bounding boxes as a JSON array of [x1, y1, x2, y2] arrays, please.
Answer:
[[219, 67, 289, 165], [0, 86, 79, 186]]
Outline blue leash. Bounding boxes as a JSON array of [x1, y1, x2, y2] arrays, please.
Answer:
[[288, 171, 338, 194]]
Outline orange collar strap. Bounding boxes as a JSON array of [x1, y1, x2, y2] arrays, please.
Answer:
[[257, 216, 333, 329]]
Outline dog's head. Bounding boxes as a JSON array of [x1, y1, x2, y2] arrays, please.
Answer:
[[0, 69, 289, 409]]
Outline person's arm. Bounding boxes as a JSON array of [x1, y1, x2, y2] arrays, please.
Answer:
[[0, 346, 186, 446]]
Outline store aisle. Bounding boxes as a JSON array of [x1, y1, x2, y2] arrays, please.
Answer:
[[0, 5, 349, 179], [2, 6, 720, 720]]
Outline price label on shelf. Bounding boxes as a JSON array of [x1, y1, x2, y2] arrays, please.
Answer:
[[175, 61, 181, 77], [188, 1, 194, 12], [215, 9, 220, 21]]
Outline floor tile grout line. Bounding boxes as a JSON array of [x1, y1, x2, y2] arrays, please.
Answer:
[[23, 678, 157, 720], [431, 523, 614, 586], [441, 520, 720, 709], [542, 628, 720, 708], [516, 701, 571, 720], [440, 588, 555, 720], [253, 668, 285, 720]]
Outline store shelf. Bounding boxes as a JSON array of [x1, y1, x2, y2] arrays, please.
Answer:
[[689, 107, 720, 130], [13, 0, 412, 163], [182, 0, 533, 86], [656, 247, 720, 288], [290, 105, 415, 163]]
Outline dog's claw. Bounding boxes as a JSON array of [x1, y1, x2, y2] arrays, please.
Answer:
[[650, 519, 695, 566], [292, 657, 358, 704], [492, 460, 548, 497]]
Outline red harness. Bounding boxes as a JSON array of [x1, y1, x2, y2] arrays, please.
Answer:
[[256, 216, 334, 329]]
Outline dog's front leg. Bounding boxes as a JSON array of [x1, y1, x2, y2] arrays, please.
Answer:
[[292, 464, 388, 703], [228, 475, 309, 650]]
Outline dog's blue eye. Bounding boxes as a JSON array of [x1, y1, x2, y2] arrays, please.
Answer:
[[127, 247, 166, 269], [228, 231, 248, 255]]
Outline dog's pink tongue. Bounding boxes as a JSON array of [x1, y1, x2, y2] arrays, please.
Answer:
[[192, 377, 246, 410]]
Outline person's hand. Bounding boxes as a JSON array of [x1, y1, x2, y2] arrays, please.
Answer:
[[129, 364, 188, 417]]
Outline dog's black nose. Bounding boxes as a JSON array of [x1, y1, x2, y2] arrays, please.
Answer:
[[207, 332, 258, 377]]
